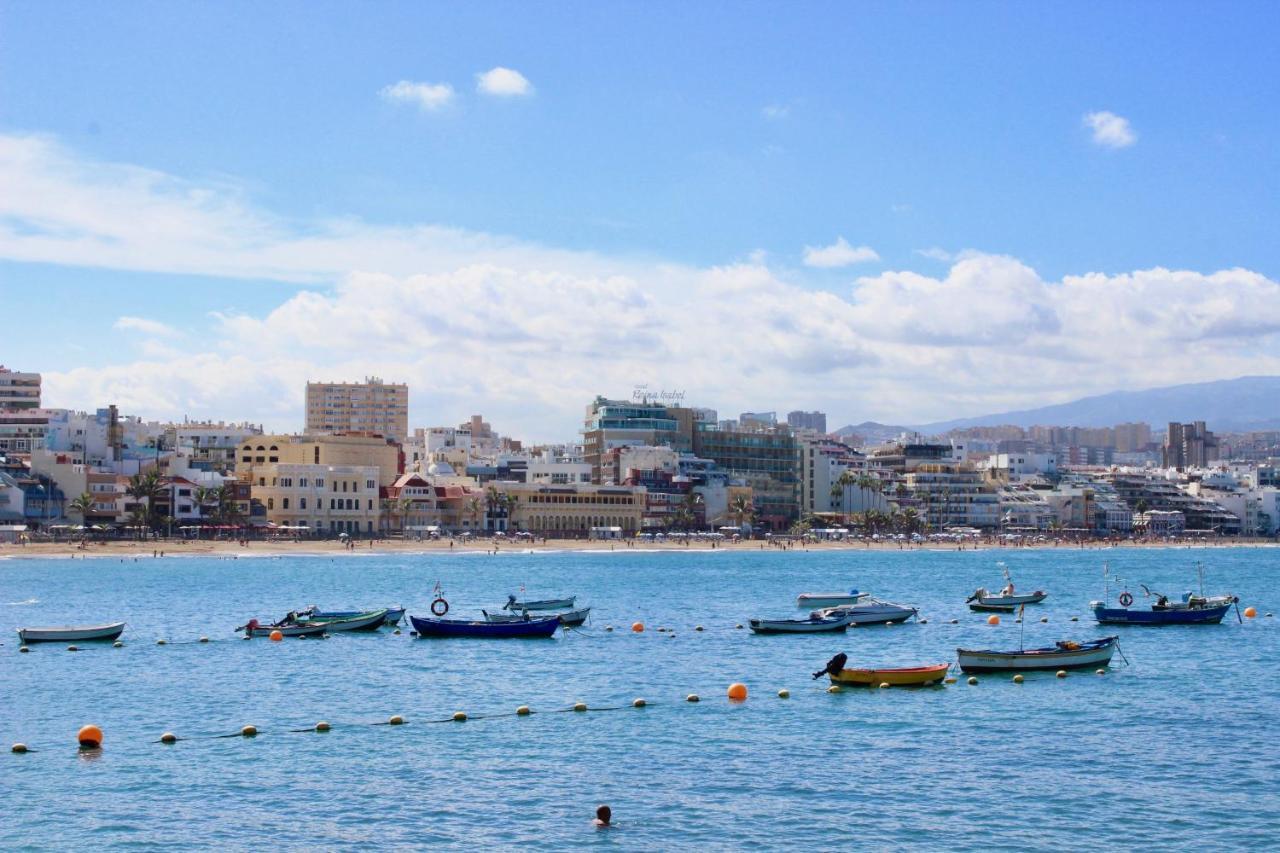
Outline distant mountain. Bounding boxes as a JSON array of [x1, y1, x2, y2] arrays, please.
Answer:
[[833, 421, 912, 443], [913, 376, 1280, 434]]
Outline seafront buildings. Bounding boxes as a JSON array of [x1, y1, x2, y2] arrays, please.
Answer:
[[3, 365, 1280, 540]]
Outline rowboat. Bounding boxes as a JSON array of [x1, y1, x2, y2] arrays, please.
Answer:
[[810, 597, 918, 625], [831, 663, 951, 687], [484, 606, 590, 627], [300, 606, 405, 625], [796, 590, 867, 608], [956, 636, 1118, 672], [289, 609, 389, 632], [749, 612, 857, 634], [967, 601, 1017, 613], [504, 595, 575, 611], [238, 619, 327, 638], [1092, 592, 1236, 625], [16, 622, 126, 644], [410, 614, 561, 638]]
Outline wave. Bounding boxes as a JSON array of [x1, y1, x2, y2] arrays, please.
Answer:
[[4, 597, 38, 606]]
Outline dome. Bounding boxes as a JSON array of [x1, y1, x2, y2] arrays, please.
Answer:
[[427, 461, 456, 476]]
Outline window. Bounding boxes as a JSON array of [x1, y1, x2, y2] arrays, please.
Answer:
[[282, 498, 290, 509], [366, 479, 375, 490], [368, 499, 373, 510], [316, 479, 324, 488], [300, 498, 307, 510], [267, 498, 274, 510], [299, 478, 308, 488], [342, 481, 348, 492]]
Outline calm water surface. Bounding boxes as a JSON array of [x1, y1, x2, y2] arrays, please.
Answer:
[[3, 546, 1278, 850]]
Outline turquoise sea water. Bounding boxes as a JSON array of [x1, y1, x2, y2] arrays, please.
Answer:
[[3, 546, 1278, 850]]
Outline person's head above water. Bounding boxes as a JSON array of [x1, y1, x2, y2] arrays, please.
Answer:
[[594, 805, 612, 826]]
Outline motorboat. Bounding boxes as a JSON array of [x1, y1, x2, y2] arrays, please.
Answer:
[[298, 606, 405, 625], [410, 614, 561, 638], [16, 622, 126, 644], [967, 563, 1047, 609], [810, 597, 918, 625], [1092, 591, 1237, 625], [484, 606, 590, 627], [957, 636, 1119, 672], [282, 609, 389, 632], [748, 612, 857, 634], [504, 595, 575, 611], [796, 590, 867, 608], [238, 619, 327, 638], [813, 654, 950, 687]]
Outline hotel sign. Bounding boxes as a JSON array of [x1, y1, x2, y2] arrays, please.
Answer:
[[632, 384, 685, 404]]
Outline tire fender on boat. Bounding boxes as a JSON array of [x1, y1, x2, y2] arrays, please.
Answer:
[[431, 597, 449, 617]]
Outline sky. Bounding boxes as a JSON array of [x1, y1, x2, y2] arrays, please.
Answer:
[[1, 2, 1279, 441]]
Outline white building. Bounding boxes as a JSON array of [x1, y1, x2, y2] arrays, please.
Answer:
[[0, 367, 41, 410], [251, 463, 381, 535]]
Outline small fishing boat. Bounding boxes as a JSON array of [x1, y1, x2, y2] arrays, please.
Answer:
[[299, 606, 405, 625], [238, 619, 327, 638], [796, 590, 867, 608], [967, 601, 1017, 613], [810, 597, 918, 625], [813, 654, 950, 687], [504, 594, 575, 611], [410, 614, 561, 638], [484, 606, 590, 627], [285, 609, 389, 632], [749, 612, 857, 634], [1092, 592, 1236, 625], [16, 622, 126, 644], [967, 563, 1047, 608], [956, 636, 1119, 672]]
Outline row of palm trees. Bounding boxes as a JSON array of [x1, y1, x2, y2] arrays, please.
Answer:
[[790, 506, 925, 537], [66, 472, 244, 537]]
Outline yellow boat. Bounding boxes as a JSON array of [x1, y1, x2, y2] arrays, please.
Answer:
[[828, 662, 950, 687]]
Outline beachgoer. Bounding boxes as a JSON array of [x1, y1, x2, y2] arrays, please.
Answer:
[[593, 805, 611, 827]]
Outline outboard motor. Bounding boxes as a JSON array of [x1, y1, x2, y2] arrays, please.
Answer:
[[813, 652, 848, 679]]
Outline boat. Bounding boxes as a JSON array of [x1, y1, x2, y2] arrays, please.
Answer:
[[810, 597, 918, 625], [409, 614, 561, 638], [966, 563, 1047, 608], [484, 606, 590, 627], [796, 590, 867, 608], [299, 606, 405, 625], [284, 609, 389, 632], [957, 636, 1119, 672], [748, 612, 858, 634], [16, 622, 126, 644], [1092, 592, 1237, 625], [238, 619, 327, 638], [967, 601, 1017, 613], [504, 594, 575, 611], [813, 654, 950, 687]]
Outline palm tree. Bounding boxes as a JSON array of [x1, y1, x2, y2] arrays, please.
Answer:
[[127, 470, 165, 538], [397, 496, 414, 532], [69, 492, 94, 539], [729, 494, 754, 530], [464, 497, 483, 531], [901, 507, 921, 535]]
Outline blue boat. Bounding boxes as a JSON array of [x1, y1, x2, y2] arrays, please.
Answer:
[[1092, 592, 1237, 625], [409, 614, 561, 638]]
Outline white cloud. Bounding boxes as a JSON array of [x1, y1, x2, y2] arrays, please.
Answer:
[[476, 67, 533, 97], [9, 133, 1280, 437], [914, 247, 953, 262], [803, 237, 880, 268], [114, 316, 180, 337], [380, 80, 455, 111], [761, 104, 789, 121], [1083, 110, 1137, 148]]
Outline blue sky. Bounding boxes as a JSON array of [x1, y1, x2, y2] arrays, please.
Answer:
[[2, 2, 1279, 438]]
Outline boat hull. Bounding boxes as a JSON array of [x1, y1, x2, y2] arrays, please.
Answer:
[[410, 614, 560, 638], [504, 597, 575, 611], [957, 637, 1118, 672], [969, 592, 1047, 607], [303, 610, 388, 632], [1093, 604, 1230, 625], [306, 607, 404, 626], [830, 663, 950, 687], [968, 602, 1017, 613], [484, 607, 590, 627], [749, 614, 855, 634], [16, 622, 126, 643], [811, 603, 917, 625], [243, 623, 327, 637]]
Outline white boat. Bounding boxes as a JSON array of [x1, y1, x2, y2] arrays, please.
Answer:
[[956, 637, 1118, 672], [810, 597, 918, 625], [967, 563, 1047, 608], [796, 590, 867, 608], [504, 595, 575, 611], [484, 606, 590, 627], [16, 622, 126, 644], [749, 612, 858, 634]]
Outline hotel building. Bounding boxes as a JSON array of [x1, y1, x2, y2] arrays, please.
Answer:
[[305, 378, 408, 441]]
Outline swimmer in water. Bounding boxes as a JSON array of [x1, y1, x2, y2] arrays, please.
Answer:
[[593, 805, 611, 827]]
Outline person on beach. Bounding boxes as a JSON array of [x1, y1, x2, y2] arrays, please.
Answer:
[[593, 805, 612, 827]]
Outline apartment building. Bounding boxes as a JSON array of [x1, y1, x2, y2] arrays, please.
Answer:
[[251, 463, 381, 535], [305, 378, 408, 441], [0, 367, 41, 410]]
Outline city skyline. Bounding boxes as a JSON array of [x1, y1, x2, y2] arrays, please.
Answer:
[[4, 4, 1280, 440]]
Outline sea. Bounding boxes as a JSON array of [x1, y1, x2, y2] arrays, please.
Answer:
[[3, 545, 1278, 850]]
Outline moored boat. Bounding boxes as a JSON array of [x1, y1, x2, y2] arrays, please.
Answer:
[[1092, 592, 1236, 625], [299, 606, 405, 625], [238, 619, 327, 638], [967, 601, 1017, 613], [810, 597, 918, 625], [796, 590, 866, 608], [749, 612, 857, 634], [484, 606, 590, 627], [289, 609, 388, 632], [504, 595, 575, 611], [967, 563, 1047, 608], [956, 636, 1119, 672], [410, 614, 561, 638], [16, 621, 126, 644]]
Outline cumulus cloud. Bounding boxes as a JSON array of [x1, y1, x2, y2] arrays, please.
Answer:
[[8, 133, 1280, 437], [476, 67, 533, 97], [114, 316, 180, 337], [380, 80, 455, 111], [803, 237, 880, 268], [1084, 110, 1137, 148]]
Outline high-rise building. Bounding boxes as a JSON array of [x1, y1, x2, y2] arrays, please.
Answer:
[[786, 410, 827, 433], [305, 378, 408, 441], [582, 396, 696, 484], [739, 411, 777, 428], [693, 423, 800, 530], [0, 367, 41, 410], [1163, 421, 1218, 469]]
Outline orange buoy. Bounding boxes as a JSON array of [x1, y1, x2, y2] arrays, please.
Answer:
[[1244, 606, 1257, 619], [727, 682, 748, 701], [388, 715, 404, 725], [631, 622, 644, 633], [77, 725, 103, 749], [986, 614, 1000, 626], [269, 630, 284, 642]]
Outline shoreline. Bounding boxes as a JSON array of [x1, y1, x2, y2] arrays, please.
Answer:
[[2, 536, 1276, 561]]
